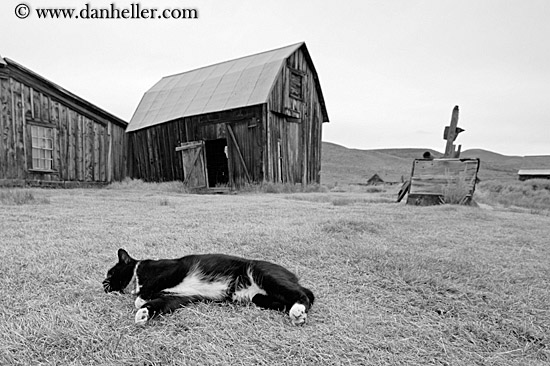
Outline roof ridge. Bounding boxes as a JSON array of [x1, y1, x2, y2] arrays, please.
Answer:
[[161, 42, 304, 80]]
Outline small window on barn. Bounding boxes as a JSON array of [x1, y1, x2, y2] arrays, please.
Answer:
[[31, 125, 54, 171], [289, 70, 303, 100]]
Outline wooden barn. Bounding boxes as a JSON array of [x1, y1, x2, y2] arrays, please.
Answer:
[[126, 42, 329, 188], [0, 55, 128, 186], [366, 173, 384, 186], [518, 155, 550, 181]]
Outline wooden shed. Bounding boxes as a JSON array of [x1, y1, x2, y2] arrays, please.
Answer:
[[0, 55, 128, 186], [518, 156, 550, 181], [366, 173, 384, 186], [126, 42, 329, 188]]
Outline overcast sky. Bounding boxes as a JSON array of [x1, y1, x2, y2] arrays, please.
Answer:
[[2, 0, 549, 156]]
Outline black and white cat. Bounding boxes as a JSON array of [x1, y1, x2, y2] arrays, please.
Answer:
[[103, 249, 314, 326]]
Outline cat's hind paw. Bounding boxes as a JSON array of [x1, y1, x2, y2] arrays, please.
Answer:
[[289, 303, 307, 326], [135, 308, 149, 326]]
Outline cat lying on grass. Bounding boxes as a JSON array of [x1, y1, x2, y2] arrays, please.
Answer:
[[103, 249, 314, 326]]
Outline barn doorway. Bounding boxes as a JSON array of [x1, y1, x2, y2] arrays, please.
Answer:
[[205, 139, 229, 187]]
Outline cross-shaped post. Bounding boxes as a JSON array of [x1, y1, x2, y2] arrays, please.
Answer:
[[443, 106, 464, 158]]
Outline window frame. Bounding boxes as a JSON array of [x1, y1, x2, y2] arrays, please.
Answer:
[[29, 122, 55, 172], [289, 69, 305, 101]]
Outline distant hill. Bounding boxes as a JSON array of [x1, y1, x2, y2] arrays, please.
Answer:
[[320, 142, 522, 185]]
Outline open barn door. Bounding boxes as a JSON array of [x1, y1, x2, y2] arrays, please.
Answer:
[[225, 120, 261, 188], [175, 141, 209, 188]]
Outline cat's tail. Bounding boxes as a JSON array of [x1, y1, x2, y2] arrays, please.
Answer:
[[302, 286, 315, 306]]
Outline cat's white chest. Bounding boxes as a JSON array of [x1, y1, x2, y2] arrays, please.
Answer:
[[163, 270, 230, 300]]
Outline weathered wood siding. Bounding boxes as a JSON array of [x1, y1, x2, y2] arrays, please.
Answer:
[[127, 105, 263, 184], [266, 48, 324, 184], [0, 68, 127, 184], [407, 158, 480, 206]]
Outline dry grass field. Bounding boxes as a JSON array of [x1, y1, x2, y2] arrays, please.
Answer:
[[1, 183, 549, 365]]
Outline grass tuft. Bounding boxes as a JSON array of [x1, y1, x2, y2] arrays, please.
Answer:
[[0, 189, 50, 205], [107, 178, 189, 193], [442, 171, 474, 204]]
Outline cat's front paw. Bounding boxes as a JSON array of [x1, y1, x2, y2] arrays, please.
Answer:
[[289, 303, 307, 326], [135, 308, 149, 326]]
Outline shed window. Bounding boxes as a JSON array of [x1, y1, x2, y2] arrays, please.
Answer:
[[289, 70, 303, 100], [31, 125, 54, 171]]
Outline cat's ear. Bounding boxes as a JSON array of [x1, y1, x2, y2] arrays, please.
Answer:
[[117, 248, 133, 264]]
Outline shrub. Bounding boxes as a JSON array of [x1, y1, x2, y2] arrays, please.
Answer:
[[476, 179, 550, 211]]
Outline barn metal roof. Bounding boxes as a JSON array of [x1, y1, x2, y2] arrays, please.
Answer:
[[518, 169, 550, 175], [127, 42, 328, 132]]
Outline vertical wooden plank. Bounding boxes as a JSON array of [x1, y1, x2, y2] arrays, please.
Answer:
[[0, 77, 9, 178], [24, 122, 33, 173], [41, 93, 50, 122], [80, 115, 86, 181], [120, 127, 127, 181], [115, 127, 123, 181], [106, 124, 110, 181], [0, 79, 5, 178], [50, 100, 60, 175], [146, 129, 154, 181], [137, 133, 145, 179], [59, 104, 68, 180], [85, 118, 94, 181], [13, 80, 26, 178], [67, 109, 76, 180], [74, 114, 81, 180], [99, 124, 106, 181], [5, 79, 15, 179], [106, 122, 112, 182], [32, 88, 40, 120], [23, 85, 32, 119], [93, 123, 99, 181], [135, 132, 144, 180]]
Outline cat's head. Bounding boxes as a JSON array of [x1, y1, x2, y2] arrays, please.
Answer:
[[102, 248, 137, 293]]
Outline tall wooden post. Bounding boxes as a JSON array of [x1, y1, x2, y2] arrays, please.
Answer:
[[444, 106, 463, 158]]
